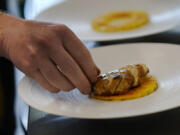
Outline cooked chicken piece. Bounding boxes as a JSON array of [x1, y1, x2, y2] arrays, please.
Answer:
[[93, 64, 149, 96]]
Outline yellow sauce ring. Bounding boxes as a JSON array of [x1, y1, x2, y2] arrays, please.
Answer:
[[91, 10, 149, 32], [90, 76, 158, 101]]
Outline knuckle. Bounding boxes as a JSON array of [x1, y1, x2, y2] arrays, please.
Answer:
[[25, 43, 42, 59], [60, 24, 69, 32], [28, 47, 39, 59], [23, 60, 33, 69], [55, 24, 70, 34], [36, 35, 46, 42], [36, 34, 52, 45]]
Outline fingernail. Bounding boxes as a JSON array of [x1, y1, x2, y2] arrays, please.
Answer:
[[97, 67, 101, 75]]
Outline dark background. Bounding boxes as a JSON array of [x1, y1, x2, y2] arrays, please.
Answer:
[[0, 0, 18, 134], [0, 58, 15, 135]]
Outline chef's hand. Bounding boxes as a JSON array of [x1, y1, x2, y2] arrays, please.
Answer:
[[0, 13, 100, 94]]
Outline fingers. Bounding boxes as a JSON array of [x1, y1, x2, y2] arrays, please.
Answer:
[[16, 24, 100, 95], [55, 25, 100, 83], [32, 70, 60, 93], [37, 57, 74, 92], [50, 46, 91, 94]]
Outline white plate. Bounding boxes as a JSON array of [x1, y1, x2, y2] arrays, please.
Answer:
[[19, 43, 180, 119], [34, 0, 180, 41]]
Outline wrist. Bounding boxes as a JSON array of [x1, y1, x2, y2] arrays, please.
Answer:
[[0, 12, 25, 59], [0, 13, 9, 58]]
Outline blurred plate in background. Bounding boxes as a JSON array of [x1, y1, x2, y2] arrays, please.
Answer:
[[34, 0, 180, 41]]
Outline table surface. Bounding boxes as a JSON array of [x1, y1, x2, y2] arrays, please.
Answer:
[[25, 0, 180, 135]]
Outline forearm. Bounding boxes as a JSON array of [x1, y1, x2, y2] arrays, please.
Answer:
[[0, 12, 6, 58], [0, 12, 24, 59]]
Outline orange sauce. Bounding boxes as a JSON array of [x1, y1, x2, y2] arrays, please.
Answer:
[[91, 10, 149, 33], [90, 76, 158, 101]]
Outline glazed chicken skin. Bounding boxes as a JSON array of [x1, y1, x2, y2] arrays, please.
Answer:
[[93, 64, 149, 96]]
